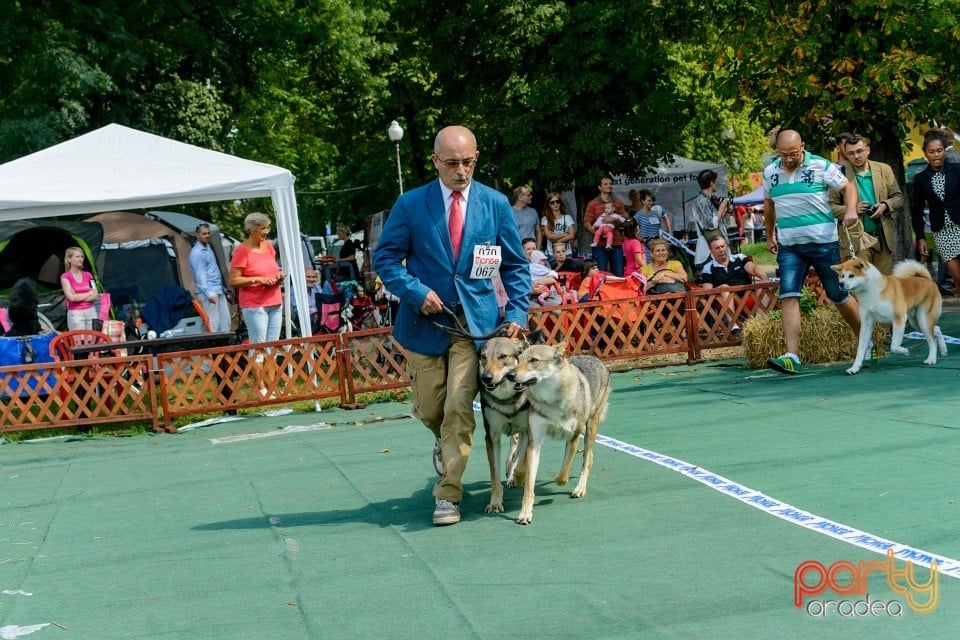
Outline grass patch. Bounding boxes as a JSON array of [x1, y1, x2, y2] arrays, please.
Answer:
[[741, 242, 777, 267]]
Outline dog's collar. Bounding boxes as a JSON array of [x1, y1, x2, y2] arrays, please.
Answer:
[[481, 397, 529, 419]]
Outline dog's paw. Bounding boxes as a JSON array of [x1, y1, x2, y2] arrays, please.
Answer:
[[485, 502, 504, 514], [554, 474, 569, 486], [845, 366, 861, 375], [923, 357, 937, 366], [571, 488, 587, 499], [515, 512, 533, 525], [890, 346, 909, 355]]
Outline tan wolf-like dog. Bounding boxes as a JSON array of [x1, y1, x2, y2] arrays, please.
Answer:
[[831, 258, 947, 375], [478, 335, 531, 515], [511, 341, 610, 525]]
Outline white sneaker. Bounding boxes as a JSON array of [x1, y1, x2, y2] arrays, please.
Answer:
[[433, 499, 460, 526]]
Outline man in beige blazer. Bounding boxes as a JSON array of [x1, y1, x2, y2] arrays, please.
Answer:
[[829, 134, 904, 274]]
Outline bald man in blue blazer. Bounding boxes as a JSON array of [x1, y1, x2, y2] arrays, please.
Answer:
[[373, 125, 530, 526]]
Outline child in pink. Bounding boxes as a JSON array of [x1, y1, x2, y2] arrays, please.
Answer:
[[591, 201, 625, 249]]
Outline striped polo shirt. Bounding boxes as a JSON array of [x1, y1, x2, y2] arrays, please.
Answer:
[[763, 151, 847, 246]]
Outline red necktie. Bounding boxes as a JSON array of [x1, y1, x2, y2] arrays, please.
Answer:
[[449, 191, 464, 259]]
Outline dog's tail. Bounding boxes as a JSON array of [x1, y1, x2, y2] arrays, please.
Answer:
[[892, 260, 933, 281]]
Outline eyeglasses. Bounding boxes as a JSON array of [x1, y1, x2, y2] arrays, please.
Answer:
[[437, 156, 477, 169], [549, 199, 560, 204], [778, 149, 804, 159]]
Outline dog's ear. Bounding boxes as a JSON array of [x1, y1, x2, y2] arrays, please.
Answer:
[[830, 264, 841, 273], [554, 340, 569, 362], [526, 329, 546, 345]]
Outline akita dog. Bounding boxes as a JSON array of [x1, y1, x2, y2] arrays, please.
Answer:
[[511, 342, 610, 525], [831, 258, 947, 375]]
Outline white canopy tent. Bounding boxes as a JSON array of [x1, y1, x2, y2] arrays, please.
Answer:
[[0, 124, 310, 337]]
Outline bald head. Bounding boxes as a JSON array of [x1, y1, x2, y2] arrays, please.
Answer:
[[777, 130, 802, 147], [432, 126, 479, 191], [434, 126, 477, 154], [776, 130, 805, 171]]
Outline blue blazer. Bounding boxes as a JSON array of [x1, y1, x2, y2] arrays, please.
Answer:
[[373, 179, 531, 356]]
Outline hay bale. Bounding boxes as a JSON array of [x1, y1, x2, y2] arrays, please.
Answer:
[[742, 310, 889, 369]]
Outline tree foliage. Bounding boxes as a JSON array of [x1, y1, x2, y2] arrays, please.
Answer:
[[667, 43, 771, 193], [13, 0, 955, 240], [723, 0, 960, 169], [717, 0, 960, 260], [385, 0, 696, 190]]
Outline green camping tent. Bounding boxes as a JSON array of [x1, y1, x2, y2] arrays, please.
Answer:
[[0, 220, 103, 329]]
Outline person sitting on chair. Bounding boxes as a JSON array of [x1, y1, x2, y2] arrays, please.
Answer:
[[699, 236, 769, 337], [641, 238, 688, 294], [290, 267, 323, 333], [699, 237, 769, 289], [551, 242, 581, 273], [523, 238, 563, 307]]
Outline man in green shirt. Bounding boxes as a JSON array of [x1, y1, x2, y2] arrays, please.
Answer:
[[829, 134, 904, 274]]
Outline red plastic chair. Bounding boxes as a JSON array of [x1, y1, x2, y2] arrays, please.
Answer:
[[49, 329, 120, 409], [49, 329, 114, 361]]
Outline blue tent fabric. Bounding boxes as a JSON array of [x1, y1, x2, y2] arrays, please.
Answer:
[[140, 285, 194, 334], [733, 186, 764, 206]]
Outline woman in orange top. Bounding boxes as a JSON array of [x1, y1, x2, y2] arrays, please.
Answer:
[[229, 212, 285, 397]]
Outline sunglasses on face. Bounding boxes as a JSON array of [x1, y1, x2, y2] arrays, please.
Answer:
[[437, 157, 477, 168], [549, 199, 560, 204]]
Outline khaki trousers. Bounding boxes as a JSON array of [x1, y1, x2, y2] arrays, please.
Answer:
[[405, 332, 479, 504]]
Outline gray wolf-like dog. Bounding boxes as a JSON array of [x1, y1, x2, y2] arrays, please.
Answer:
[[511, 342, 610, 525], [832, 258, 946, 375], [478, 335, 530, 514]]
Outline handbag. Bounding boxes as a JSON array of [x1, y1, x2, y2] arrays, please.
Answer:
[[647, 269, 686, 294]]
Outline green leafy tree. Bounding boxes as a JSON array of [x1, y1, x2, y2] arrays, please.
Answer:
[[722, 0, 960, 258], [0, 0, 393, 237], [386, 0, 695, 190], [667, 44, 770, 194]]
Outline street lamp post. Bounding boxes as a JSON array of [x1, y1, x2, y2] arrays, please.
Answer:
[[388, 120, 404, 195], [720, 126, 737, 196]]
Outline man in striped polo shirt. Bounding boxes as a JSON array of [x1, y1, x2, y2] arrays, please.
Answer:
[[763, 130, 861, 374]]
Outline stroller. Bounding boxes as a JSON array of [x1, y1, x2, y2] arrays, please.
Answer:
[[289, 278, 347, 337], [317, 279, 347, 333]]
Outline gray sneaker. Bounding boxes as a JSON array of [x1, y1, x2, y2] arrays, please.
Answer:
[[433, 498, 460, 526], [432, 438, 444, 476]]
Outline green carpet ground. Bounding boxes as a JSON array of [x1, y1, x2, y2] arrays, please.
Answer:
[[2, 314, 960, 639]]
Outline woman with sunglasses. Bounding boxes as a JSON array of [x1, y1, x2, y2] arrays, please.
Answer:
[[540, 192, 576, 253]]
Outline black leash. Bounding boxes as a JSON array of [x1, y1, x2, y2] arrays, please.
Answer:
[[428, 304, 510, 341]]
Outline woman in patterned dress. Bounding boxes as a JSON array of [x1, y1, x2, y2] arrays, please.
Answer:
[[912, 130, 960, 296]]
